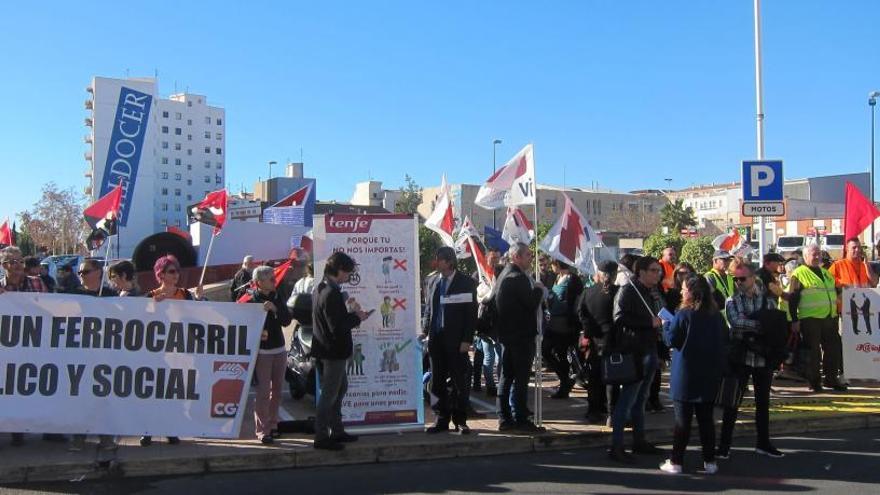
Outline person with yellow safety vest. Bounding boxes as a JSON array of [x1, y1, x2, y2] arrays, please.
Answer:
[[705, 251, 735, 317], [788, 244, 845, 392]]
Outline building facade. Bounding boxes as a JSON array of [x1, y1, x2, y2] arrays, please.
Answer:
[[85, 76, 225, 257]]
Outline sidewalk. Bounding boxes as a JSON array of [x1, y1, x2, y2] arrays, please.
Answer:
[[2, 374, 878, 484]]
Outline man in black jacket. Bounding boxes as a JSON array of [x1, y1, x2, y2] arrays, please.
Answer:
[[577, 260, 619, 424], [230, 255, 256, 301], [423, 247, 478, 434], [495, 242, 546, 432], [312, 252, 370, 450]]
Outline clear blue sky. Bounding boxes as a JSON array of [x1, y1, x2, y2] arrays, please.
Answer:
[[1, 1, 878, 218]]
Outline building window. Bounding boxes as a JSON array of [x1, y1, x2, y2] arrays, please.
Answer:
[[161, 172, 169, 179], [215, 148, 222, 155], [162, 141, 169, 149], [545, 199, 556, 208], [160, 218, 167, 226], [215, 176, 222, 184], [161, 126, 169, 134], [161, 188, 168, 195], [204, 131, 211, 139], [161, 203, 168, 211], [161, 157, 169, 165], [187, 164, 192, 170], [175, 128, 182, 135], [204, 160, 211, 168], [174, 204, 181, 212], [174, 143, 181, 150], [187, 101, 192, 108], [187, 179, 192, 185], [216, 118, 222, 125], [187, 149, 192, 156], [175, 173, 182, 181], [175, 188, 181, 196], [187, 134, 192, 141], [216, 163, 222, 170], [175, 112, 182, 120], [216, 132, 222, 140], [204, 176, 210, 183], [187, 194, 192, 200], [175, 158, 182, 166], [175, 219, 182, 226], [205, 117, 211, 124], [204, 147, 210, 154], [162, 111, 169, 118]]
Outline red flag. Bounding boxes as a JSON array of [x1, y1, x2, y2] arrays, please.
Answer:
[[236, 260, 292, 303], [273, 183, 311, 207], [189, 189, 228, 235], [844, 181, 880, 240], [0, 219, 13, 247], [83, 182, 123, 235]]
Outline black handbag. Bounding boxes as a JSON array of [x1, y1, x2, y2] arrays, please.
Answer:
[[602, 352, 642, 385], [715, 374, 743, 409]]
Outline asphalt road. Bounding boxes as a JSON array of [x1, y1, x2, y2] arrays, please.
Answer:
[[4, 428, 879, 495]]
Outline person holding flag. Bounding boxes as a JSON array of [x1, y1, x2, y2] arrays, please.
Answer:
[[239, 265, 293, 444]]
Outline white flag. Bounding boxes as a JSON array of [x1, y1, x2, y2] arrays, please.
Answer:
[[502, 207, 535, 245], [539, 194, 598, 274], [424, 174, 456, 247], [474, 144, 536, 209]]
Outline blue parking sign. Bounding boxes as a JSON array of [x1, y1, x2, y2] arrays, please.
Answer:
[[742, 160, 783, 202]]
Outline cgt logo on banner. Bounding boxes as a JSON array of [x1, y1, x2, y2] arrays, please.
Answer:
[[0, 293, 265, 438], [211, 361, 248, 418], [840, 288, 880, 380], [100, 86, 153, 227]]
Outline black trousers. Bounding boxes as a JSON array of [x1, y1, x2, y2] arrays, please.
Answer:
[[541, 331, 575, 388], [429, 341, 470, 425], [800, 317, 842, 387], [586, 349, 607, 415], [720, 366, 772, 449], [672, 401, 715, 464], [498, 340, 536, 423]]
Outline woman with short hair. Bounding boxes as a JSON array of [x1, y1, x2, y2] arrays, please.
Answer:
[[239, 265, 292, 444]]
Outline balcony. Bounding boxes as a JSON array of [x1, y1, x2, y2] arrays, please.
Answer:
[[84, 185, 92, 195], [84, 152, 92, 162], [85, 99, 93, 110], [86, 85, 93, 93], [84, 117, 93, 127], [84, 134, 93, 144], [84, 169, 92, 178]]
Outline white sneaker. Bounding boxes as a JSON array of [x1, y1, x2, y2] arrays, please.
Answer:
[[659, 459, 683, 474], [703, 461, 718, 475]]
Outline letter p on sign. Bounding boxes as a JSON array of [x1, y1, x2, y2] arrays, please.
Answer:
[[742, 160, 783, 202]]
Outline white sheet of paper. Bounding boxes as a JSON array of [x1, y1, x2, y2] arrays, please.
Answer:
[[441, 293, 474, 304]]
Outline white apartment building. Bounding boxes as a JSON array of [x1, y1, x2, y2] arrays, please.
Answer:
[[85, 76, 225, 257]]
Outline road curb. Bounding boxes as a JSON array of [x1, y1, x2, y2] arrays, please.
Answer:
[[4, 413, 878, 484]]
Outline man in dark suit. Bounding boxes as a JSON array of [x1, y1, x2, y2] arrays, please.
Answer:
[[495, 242, 546, 432], [422, 246, 478, 434]]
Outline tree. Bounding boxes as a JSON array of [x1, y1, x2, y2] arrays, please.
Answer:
[[660, 199, 697, 233], [643, 232, 686, 259], [418, 225, 442, 280], [19, 182, 87, 255], [395, 175, 423, 215], [681, 236, 715, 274], [530, 222, 553, 261]]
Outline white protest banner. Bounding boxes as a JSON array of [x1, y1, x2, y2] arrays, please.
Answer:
[[313, 214, 424, 431], [841, 288, 880, 379], [0, 293, 266, 438]]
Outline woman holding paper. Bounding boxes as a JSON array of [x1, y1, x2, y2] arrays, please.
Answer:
[[660, 276, 726, 475]]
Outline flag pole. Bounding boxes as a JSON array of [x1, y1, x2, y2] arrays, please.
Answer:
[[98, 233, 113, 297], [533, 202, 543, 427], [198, 232, 217, 289]]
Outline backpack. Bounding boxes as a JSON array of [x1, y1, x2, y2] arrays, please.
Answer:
[[476, 293, 498, 338]]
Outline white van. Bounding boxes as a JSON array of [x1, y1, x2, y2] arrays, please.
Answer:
[[775, 235, 805, 259], [821, 234, 845, 260]]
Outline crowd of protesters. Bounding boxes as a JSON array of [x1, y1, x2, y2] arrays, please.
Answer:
[[1, 234, 871, 471]]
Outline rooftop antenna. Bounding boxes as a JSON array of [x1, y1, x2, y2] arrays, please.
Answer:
[[300, 147, 304, 162]]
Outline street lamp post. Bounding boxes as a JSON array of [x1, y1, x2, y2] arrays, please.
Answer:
[[492, 139, 502, 229], [870, 92, 879, 258]]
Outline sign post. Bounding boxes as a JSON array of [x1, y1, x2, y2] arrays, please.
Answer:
[[741, 160, 784, 251]]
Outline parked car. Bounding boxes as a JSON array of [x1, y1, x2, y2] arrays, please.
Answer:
[[821, 234, 845, 261], [775, 235, 805, 260]]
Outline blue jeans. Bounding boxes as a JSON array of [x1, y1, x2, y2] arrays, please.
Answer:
[[480, 337, 501, 388], [497, 340, 536, 423], [611, 351, 658, 447]]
